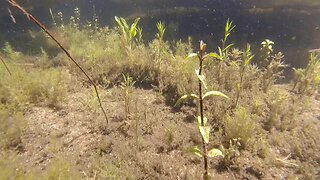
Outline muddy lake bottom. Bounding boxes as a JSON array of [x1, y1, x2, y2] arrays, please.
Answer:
[[9, 85, 318, 179]]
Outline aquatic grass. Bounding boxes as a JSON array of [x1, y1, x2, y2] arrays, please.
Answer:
[[0, 56, 12, 76], [176, 40, 228, 179], [1, 64, 70, 110], [221, 19, 235, 55], [155, 21, 166, 62], [114, 16, 141, 51], [0, 151, 34, 179], [69, 7, 81, 29], [224, 106, 256, 149], [120, 74, 136, 120], [292, 52, 320, 95], [260, 39, 274, 66], [2, 42, 21, 62], [0, 108, 25, 151], [45, 158, 81, 179], [154, 21, 167, 93], [234, 44, 254, 108], [8, 0, 108, 123], [217, 19, 235, 86]]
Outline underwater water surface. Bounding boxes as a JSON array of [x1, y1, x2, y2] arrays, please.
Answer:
[[1, 0, 319, 67]]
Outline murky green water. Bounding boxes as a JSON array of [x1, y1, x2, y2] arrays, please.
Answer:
[[1, 0, 319, 67]]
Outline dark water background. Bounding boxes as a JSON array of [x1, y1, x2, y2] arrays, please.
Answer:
[[1, 0, 320, 68]]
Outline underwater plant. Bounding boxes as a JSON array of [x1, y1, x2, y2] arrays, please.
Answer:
[[176, 40, 228, 179], [260, 39, 274, 66], [234, 44, 254, 108], [154, 21, 167, 94], [120, 74, 136, 120], [8, 0, 108, 123], [217, 19, 235, 85], [70, 7, 81, 28], [292, 52, 320, 95], [155, 21, 166, 62], [114, 16, 141, 51], [220, 19, 235, 56], [262, 52, 286, 92], [259, 39, 287, 92]]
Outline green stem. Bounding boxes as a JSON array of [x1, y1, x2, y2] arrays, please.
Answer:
[[198, 50, 209, 178], [235, 67, 245, 108], [217, 61, 223, 87]]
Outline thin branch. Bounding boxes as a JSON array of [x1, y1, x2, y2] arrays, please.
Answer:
[[7, 0, 108, 123], [276, 153, 299, 168], [0, 56, 12, 76]]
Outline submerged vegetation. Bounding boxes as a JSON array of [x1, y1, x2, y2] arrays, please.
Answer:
[[1, 1, 320, 179]]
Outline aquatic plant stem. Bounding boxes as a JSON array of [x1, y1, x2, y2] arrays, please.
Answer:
[[0, 57, 12, 76], [235, 66, 244, 109], [7, 0, 108, 123], [198, 41, 209, 179]]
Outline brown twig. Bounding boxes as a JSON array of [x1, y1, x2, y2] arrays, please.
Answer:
[[0, 56, 12, 76], [7, 0, 108, 123]]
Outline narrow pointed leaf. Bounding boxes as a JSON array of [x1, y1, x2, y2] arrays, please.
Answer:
[[197, 116, 208, 126], [114, 16, 121, 27], [175, 94, 199, 107], [130, 28, 136, 39], [244, 54, 254, 66], [120, 17, 129, 32], [199, 126, 210, 143], [203, 91, 229, 100], [115, 16, 125, 34], [204, 52, 223, 60], [129, 17, 140, 39], [195, 69, 207, 89], [223, 43, 234, 52], [218, 46, 223, 56], [188, 146, 203, 157], [207, 148, 224, 158], [187, 53, 198, 58]]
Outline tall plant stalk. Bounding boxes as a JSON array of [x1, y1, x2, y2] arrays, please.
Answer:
[[235, 44, 254, 108], [217, 19, 235, 86], [7, 0, 108, 123], [0, 57, 12, 76], [176, 41, 228, 179], [198, 41, 209, 177]]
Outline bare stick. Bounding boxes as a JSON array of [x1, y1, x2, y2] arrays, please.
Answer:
[[0, 56, 12, 76], [7, 0, 108, 123]]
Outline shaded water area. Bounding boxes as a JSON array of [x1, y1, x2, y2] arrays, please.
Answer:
[[1, 0, 320, 68]]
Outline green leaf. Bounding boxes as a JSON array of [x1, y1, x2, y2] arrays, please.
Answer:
[[187, 53, 198, 58], [195, 69, 207, 89], [114, 16, 125, 33], [129, 27, 136, 39], [197, 116, 208, 126], [207, 148, 224, 158], [175, 94, 199, 107], [203, 91, 229, 100], [218, 46, 223, 57], [244, 54, 254, 66], [129, 17, 141, 39], [199, 126, 210, 143], [223, 43, 234, 52], [120, 17, 129, 32], [188, 146, 203, 157], [114, 16, 121, 26], [204, 52, 223, 60]]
